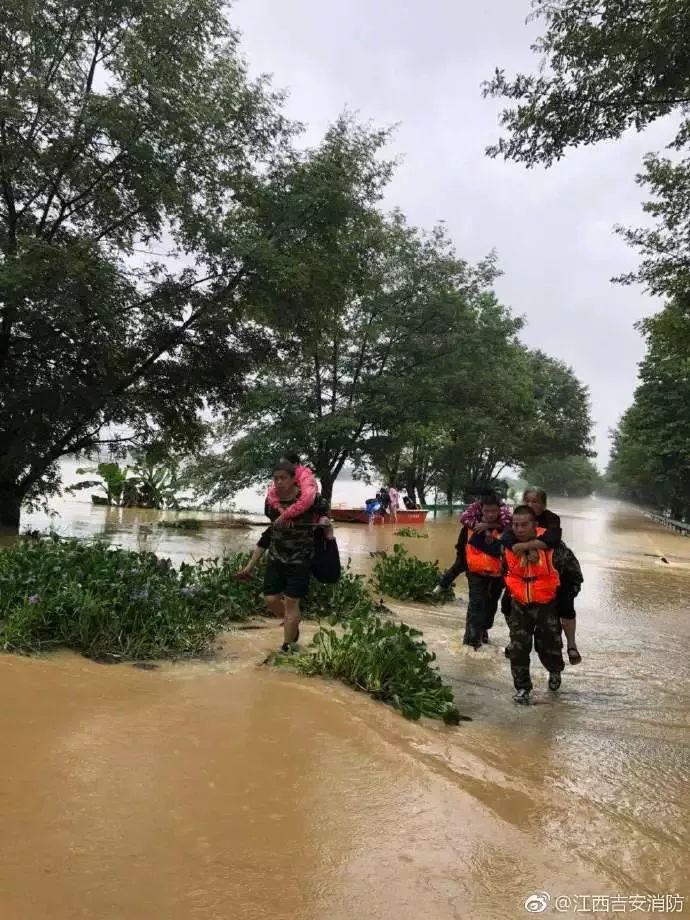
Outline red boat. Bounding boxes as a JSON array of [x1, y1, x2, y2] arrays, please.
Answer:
[[330, 507, 429, 525]]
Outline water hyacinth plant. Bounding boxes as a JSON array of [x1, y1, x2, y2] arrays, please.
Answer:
[[0, 538, 263, 660], [371, 544, 453, 602], [291, 616, 462, 724]]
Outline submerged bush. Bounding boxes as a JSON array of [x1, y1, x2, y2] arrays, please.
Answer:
[[0, 539, 381, 660], [371, 544, 453, 602], [0, 538, 263, 660], [158, 518, 203, 530], [288, 616, 463, 724], [303, 568, 378, 621], [393, 527, 429, 539]]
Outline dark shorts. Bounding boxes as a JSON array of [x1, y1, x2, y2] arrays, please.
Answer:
[[263, 558, 311, 599]]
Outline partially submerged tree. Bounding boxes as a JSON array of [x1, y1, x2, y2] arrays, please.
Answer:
[[484, 0, 686, 512], [0, 0, 289, 531]]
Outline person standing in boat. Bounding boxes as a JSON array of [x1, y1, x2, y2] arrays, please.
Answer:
[[388, 483, 400, 523]]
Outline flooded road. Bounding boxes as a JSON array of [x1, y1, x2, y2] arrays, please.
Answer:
[[1, 496, 689, 918]]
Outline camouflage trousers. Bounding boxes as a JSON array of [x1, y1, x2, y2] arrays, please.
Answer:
[[464, 573, 503, 646], [508, 599, 564, 692]]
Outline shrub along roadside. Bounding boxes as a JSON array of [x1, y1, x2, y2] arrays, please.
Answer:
[[1, 537, 464, 725]]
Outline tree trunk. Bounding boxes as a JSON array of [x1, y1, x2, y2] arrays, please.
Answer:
[[319, 472, 335, 505], [0, 484, 22, 535]]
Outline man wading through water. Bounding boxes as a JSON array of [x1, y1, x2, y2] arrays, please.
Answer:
[[238, 460, 330, 652], [471, 504, 565, 704], [523, 488, 582, 665], [433, 493, 506, 647]]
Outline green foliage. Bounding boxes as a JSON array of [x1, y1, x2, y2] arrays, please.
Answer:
[[0, 538, 263, 659], [484, 0, 690, 304], [523, 455, 602, 498], [303, 569, 378, 622], [484, 0, 690, 168], [0, 0, 288, 530], [157, 519, 204, 531], [371, 545, 452, 603], [0, 535, 386, 660], [608, 302, 690, 521], [394, 527, 429, 538], [291, 616, 462, 724], [70, 448, 184, 509]]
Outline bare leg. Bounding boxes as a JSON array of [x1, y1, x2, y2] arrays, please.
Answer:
[[283, 596, 301, 644], [561, 617, 581, 662], [264, 594, 285, 619]]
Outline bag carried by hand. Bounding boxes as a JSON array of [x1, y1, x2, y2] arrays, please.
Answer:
[[311, 528, 342, 584]]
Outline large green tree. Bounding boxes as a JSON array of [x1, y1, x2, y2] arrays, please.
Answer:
[[485, 0, 690, 514], [484, 0, 690, 169], [484, 0, 690, 300], [608, 301, 690, 519], [0, 0, 288, 532], [187, 120, 512, 505]]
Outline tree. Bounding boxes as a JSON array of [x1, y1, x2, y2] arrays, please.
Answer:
[[608, 301, 690, 519], [190, 119, 504, 505], [484, 0, 690, 169], [523, 455, 602, 498], [371, 344, 594, 507], [484, 0, 690, 301], [0, 0, 288, 531]]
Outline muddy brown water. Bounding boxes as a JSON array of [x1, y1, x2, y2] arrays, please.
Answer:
[[1, 497, 689, 918]]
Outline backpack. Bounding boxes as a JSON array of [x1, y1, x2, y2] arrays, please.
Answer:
[[552, 541, 584, 595]]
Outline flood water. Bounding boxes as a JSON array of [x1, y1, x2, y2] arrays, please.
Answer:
[[1, 495, 689, 918]]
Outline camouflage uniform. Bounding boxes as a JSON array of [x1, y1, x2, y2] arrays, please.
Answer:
[[508, 599, 564, 692], [260, 493, 329, 599], [264, 493, 329, 564]]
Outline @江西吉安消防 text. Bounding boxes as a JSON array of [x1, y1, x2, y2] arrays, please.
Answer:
[[524, 892, 686, 913]]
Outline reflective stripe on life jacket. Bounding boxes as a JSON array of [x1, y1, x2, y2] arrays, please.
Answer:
[[504, 526, 560, 605], [465, 527, 503, 577]]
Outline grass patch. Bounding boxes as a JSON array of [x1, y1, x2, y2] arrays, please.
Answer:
[[275, 616, 463, 724], [371, 544, 453, 603]]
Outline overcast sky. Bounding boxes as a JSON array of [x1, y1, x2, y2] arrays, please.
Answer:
[[230, 0, 669, 465]]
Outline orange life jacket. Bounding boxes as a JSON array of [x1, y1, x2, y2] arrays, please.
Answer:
[[504, 526, 560, 605], [465, 527, 503, 577]]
